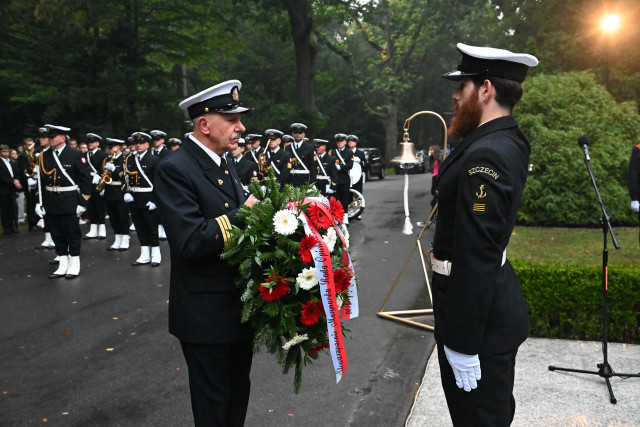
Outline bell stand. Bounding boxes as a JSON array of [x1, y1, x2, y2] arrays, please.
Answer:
[[376, 111, 448, 331]]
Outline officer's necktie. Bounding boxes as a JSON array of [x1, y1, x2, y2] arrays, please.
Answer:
[[220, 157, 228, 172]]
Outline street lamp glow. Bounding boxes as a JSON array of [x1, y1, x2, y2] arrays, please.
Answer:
[[601, 14, 620, 33]]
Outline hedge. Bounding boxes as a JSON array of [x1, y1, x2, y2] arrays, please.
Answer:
[[512, 260, 640, 344]]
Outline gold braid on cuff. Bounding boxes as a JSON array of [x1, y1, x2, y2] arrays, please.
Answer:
[[214, 215, 232, 243]]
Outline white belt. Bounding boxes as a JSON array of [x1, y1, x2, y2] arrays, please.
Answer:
[[291, 170, 310, 175], [430, 250, 506, 277], [107, 181, 122, 186], [45, 185, 78, 193], [316, 175, 329, 180], [129, 186, 153, 193]]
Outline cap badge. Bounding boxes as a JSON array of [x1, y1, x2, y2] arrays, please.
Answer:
[[232, 87, 239, 102]]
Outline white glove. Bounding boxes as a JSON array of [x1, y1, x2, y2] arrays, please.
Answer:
[[92, 174, 100, 185], [76, 205, 87, 217], [100, 190, 105, 197], [124, 193, 134, 203], [326, 185, 334, 194], [443, 345, 481, 392], [147, 201, 157, 211], [28, 178, 37, 187], [33, 165, 39, 174], [37, 218, 45, 229], [104, 163, 116, 172], [336, 164, 341, 171], [631, 200, 639, 212], [35, 203, 46, 218]]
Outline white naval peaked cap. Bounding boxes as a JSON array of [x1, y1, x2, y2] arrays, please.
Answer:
[[443, 43, 539, 83], [46, 124, 71, 136], [179, 79, 249, 119]]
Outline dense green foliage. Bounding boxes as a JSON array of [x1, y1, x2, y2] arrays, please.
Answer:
[[513, 260, 640, 344], [516, 71, 640, 226]]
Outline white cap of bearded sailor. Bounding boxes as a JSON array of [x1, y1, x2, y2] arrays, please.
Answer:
[[442, 43, 538, 83], [179, 80, 250, 120]]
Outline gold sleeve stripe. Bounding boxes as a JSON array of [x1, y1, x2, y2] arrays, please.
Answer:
[[215, 215, 232, 242]]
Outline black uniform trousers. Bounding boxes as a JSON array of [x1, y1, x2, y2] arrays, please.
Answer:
[[437, 344, 518, 427], [48, 214, 82, 256], [0, 192, 18, 233], [180, 338, 253, 427], [25, 188, 39, 228], [129, 205, 158, 246], [106, 200, 130, 235], [336, 183, 350, 214], [85, 192, 106, 224]]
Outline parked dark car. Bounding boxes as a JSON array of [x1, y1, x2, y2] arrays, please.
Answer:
[[394, 149, 427, 174], [360, 147, 385, 180]]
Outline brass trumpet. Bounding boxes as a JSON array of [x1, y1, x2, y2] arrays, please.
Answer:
[[256, 152, 270, 182], [24, 146, 36, 178], [96, 156, 115, 192]]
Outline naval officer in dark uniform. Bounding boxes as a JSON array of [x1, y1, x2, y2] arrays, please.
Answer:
[[264, 129, 292, 186], [230, 138, 258, 187], [243, 134, 263, 164], [430, 43, 538, 426], [313, 138, 337, 197], [39, 125, 92, 279], [83, 133, 109, 240], [286, 123, 316, 187], [154, 79, 259, 426], [328, 133, 353, 223], [123, 132, 161, 266], [103, 138, 130, 251]]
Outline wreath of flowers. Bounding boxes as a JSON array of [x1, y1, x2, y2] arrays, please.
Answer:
[[221, 170, 358, 393]]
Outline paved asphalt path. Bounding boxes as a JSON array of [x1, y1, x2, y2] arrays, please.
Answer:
[[0, 172, 437, 426]]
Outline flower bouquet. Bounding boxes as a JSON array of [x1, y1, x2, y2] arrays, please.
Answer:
[[221, 170, 359, 393]]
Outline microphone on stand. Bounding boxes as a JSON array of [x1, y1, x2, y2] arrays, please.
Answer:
[[578, 135, 590, 161]]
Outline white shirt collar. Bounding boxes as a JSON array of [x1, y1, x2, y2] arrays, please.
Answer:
[[189, 134, 223, 167]]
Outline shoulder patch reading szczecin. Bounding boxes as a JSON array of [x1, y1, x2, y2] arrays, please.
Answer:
[[468, 166, 499, 180]]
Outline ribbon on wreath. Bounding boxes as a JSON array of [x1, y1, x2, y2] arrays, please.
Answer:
[[287, 197, 358, 383]]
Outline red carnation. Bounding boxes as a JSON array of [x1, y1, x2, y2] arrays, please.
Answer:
[[301, 300, 323, 325], [333, 267, 353, 292], [309, 342, 330, 355], [328, 197, 345, 224], [298, 235, 317, 264], [307, 203, 332, 230], [259, 275, 290, 301]]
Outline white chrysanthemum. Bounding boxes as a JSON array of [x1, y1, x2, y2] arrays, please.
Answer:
[[340, 224, 350, 248], [297, 267, 319, 290], [323, 227, 337, 252], [283, 334, 309, 351], [273, 209, 298, 235], [337, 294, 344, 309]]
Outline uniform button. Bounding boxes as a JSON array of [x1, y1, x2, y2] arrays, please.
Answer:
[[225, 203, 230, 209]]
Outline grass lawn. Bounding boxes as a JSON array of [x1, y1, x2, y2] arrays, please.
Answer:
[[508, 226, 639, 266]]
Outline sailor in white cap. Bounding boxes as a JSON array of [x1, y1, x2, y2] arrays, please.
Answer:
[[264, 129, 292, 186], [154, 80, 259, 426], [431, 43, 538, 426], [286, 122, 316, 187], [103, 138, 130, 251], [40, 125, 93, 279]]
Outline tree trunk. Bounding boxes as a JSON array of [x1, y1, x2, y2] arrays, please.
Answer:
[[383, 101, 399, 161], [283, 0, 317, 111]]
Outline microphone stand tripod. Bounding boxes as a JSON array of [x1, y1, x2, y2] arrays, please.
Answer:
[[548, 145, 639, 404]]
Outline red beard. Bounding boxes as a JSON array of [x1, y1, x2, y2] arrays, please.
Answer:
[[448, 89, 482, 138]]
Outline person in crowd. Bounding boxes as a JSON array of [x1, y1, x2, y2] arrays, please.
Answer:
[[167, 138, 182, 152], [430, 43, 538, 426], [34, 127, 57, 249], [150, 130, 170, 160], [627, 140, 640, 244], [155, 79, 259, 426], [243, 134, 263, 164], [347, 134, 366, 220], [18, 137, 40, 231], [0, 144, 22, 234], [229, 138, 258, 188]]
